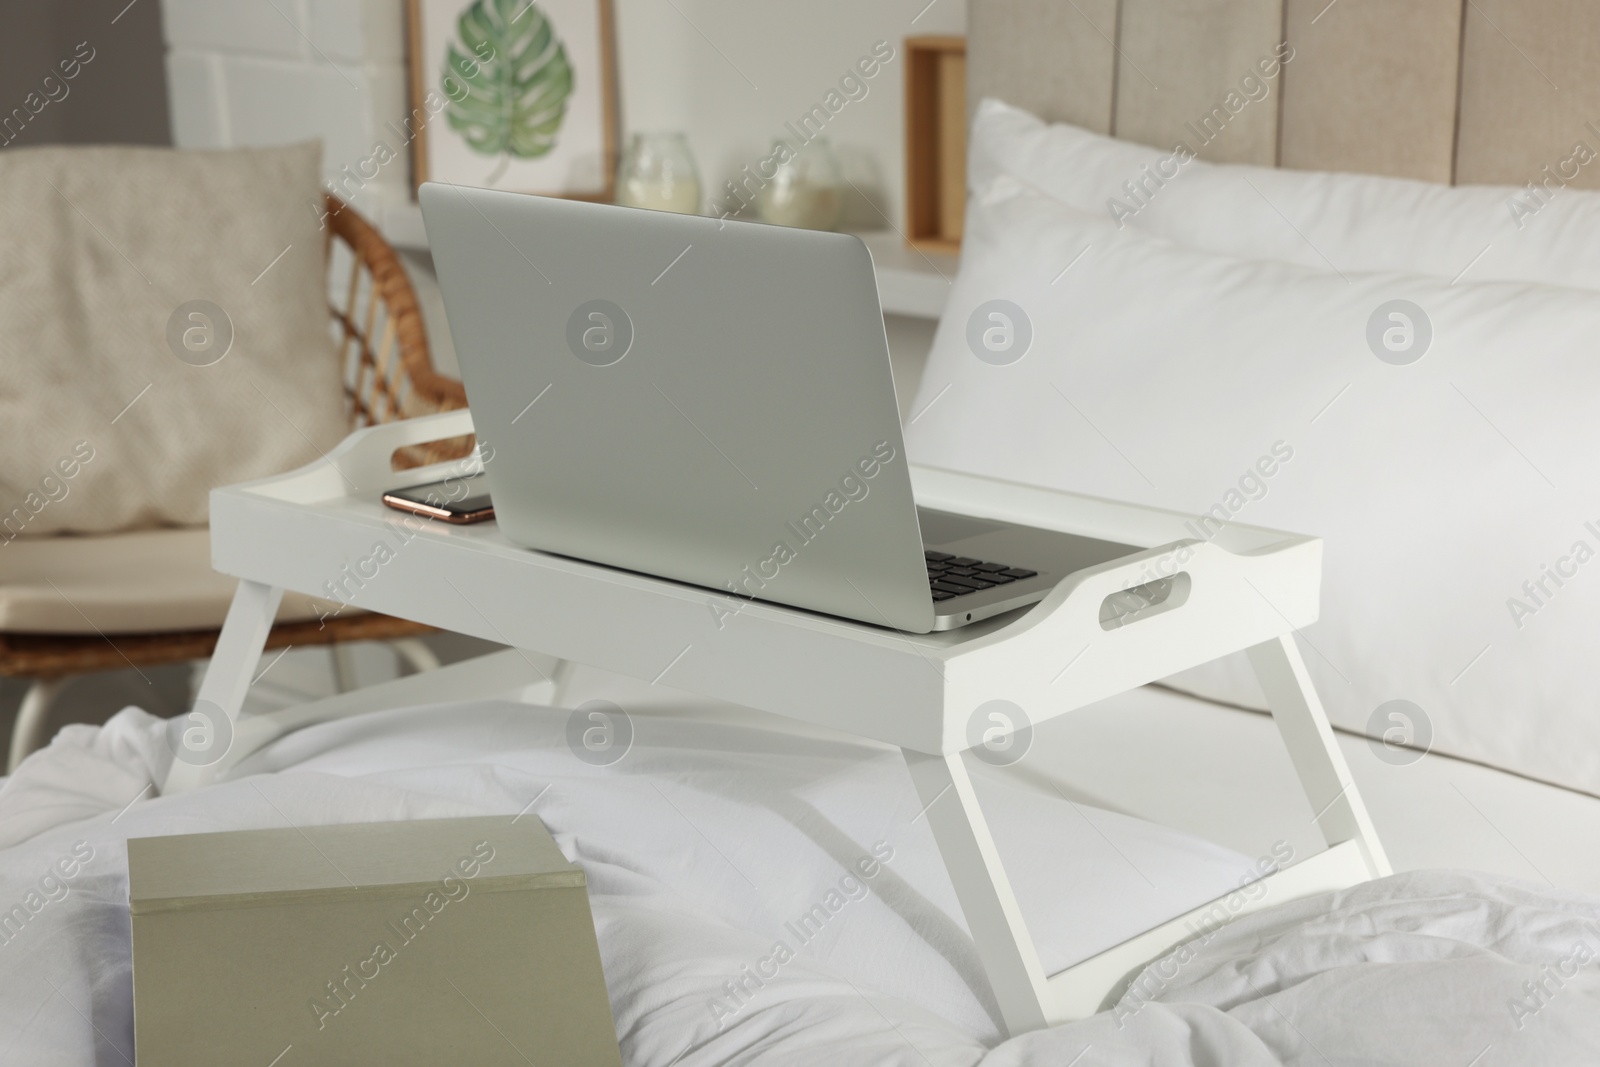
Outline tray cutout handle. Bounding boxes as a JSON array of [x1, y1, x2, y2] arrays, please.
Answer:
[[390, 431, 477, 472], [1099, 572, 1191, 631]]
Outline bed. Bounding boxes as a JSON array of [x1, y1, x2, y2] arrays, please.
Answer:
[[5, 664, 1600, 1065], [10, 1, 1600, 1063]]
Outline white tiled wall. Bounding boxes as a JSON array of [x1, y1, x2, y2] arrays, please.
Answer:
[[160, 0, 409, 215], [161, 0, 966, 228]]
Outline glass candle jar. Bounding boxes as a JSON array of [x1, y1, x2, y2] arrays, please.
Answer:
[[757, 138, 844, 230], [616, 132, 703, 215]]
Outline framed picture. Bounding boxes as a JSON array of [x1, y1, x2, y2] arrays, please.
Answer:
[[406, 0, 618, 200]]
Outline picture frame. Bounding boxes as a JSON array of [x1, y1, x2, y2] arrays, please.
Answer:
[[406, 0, 618, 202]]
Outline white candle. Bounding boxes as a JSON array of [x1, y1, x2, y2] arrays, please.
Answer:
[[620, 175, 702, 215]]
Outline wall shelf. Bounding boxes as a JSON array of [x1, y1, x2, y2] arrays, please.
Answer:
[[376, 200, 954, 322]]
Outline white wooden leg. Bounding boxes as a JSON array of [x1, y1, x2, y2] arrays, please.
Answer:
[[196, 580, 282, 718], [161, 580, 282, 795], [1247, 634, 1391, 877], [7, 677, 69, 772], [902, 748, 1053, 1036], [898, 639, 1391, 1035], [548, 657, 582, 706]]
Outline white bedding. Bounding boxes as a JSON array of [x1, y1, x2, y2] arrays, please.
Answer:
[[3, 679, 1599, 1065]]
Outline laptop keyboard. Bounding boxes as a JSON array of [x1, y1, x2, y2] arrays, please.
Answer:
[[925, 551, 1038, 602]]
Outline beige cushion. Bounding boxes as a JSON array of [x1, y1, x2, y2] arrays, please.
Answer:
[[0, 142, 347, 536], [0, 528, 330, 634]]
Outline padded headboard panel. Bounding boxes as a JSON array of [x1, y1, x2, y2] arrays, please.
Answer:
[[968, 0, 1600, 187]]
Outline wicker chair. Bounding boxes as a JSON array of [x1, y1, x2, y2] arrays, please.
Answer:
[[2, 194, 470, 771]]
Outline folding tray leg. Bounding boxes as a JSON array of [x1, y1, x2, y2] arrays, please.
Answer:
[[1247, 634, 1392, 878], [902, 747, 1054, 1036], [161, 579, 281, 795], [903, 636, 1391, 1039]]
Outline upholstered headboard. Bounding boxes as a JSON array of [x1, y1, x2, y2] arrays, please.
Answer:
[[967, 0, 1600, 187]]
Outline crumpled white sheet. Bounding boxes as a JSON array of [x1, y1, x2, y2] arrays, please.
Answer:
[[2, 699, 1598, 1066], [0, 709, 170, 851]]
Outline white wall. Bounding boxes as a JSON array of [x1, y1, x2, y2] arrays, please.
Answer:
[[161, 0, 966, 229], [161, 0, 411, 212]]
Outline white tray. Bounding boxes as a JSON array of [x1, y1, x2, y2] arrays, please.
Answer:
[[208, 410, 1321, 752], [170, 409, 1389, 1034]]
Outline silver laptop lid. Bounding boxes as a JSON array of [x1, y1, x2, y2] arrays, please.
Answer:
[[420, 184, 936, 632]]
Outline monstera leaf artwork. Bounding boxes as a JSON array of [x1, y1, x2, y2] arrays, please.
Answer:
[[409, 0, 611, 197], [442, 0, 575, 185]]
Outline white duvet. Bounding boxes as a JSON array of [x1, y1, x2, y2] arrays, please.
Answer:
[[2, 691, 1599, 1066]]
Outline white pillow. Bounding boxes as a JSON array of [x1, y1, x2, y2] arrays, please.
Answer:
[[905, 174, 1600, 795], [972, 97, 1600, 287], [0, 143, 347, 536]]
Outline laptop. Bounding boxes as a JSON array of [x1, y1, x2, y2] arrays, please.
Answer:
[[419, 184, 1137, 633]]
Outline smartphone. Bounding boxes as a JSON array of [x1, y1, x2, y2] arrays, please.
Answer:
[[382, 473, 495, 524]]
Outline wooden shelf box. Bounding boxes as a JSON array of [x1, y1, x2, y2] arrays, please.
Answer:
[[905, 36, 967, 255]]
